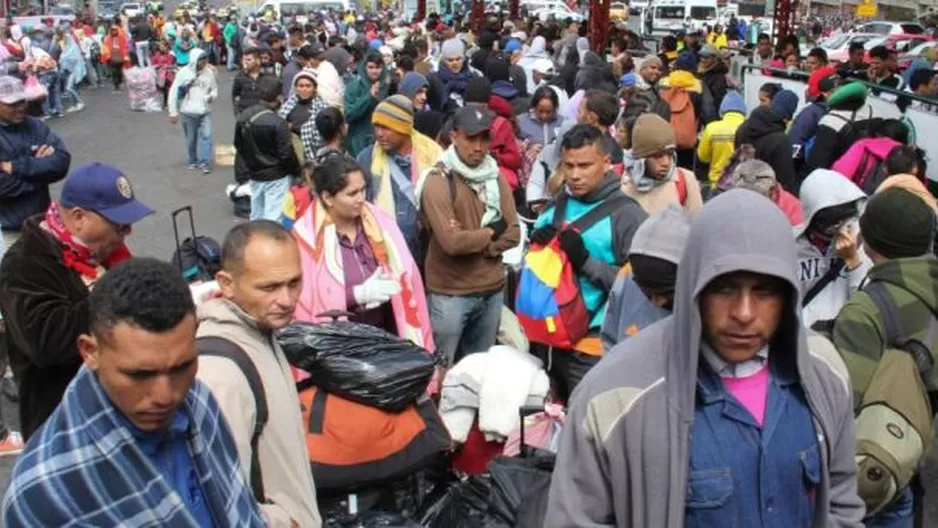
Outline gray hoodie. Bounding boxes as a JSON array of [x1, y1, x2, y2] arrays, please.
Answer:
[[546, 190, 865, 527]]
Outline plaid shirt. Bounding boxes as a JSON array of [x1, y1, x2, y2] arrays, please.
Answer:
[[2, 367, 265, 527], [278, 94, 330, 161]]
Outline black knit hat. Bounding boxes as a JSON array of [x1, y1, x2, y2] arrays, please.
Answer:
[[860, 188, 937, 259]]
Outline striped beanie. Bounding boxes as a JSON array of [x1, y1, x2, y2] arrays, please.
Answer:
[[372, 95, 414, 136]]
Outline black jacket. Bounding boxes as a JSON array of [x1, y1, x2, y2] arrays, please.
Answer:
[[735, 106, 798, 194], [234, 104, 300, 182], [574, 52, 618, 94], [0, 217, 87, 439], [699, 63, 730, 125], [0, 116, 71, 231], [231, 71, 272, 115]]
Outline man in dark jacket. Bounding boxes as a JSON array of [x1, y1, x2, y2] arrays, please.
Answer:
[[235, 76, 299, 222], [697, 44, 730, 125], [231, 47, 271, 115], [735, 90, 798, 194], [0, 75, 71, 248], [0, 162, 154, 439]]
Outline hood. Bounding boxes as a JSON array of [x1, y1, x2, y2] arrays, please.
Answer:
[[324, 46, 352, 75], [186, 47, 205, 72], [795, 169, 866, 239], [868, 256, 938, 313], [719, 90, 746, 116], [491, 80, 518, 100], [525, 36, 548, 59], [581, 51, 606, 69], [737, 106, 786, 143], [670, 189, 806, 420]]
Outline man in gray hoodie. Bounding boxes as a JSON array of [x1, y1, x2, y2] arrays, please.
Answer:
[[547, 190, 864, 527]]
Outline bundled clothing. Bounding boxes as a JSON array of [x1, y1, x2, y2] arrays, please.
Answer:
[[312, 59, 344, 110], [831, 137, 903, 190], [433, 58, 474, 114], [196, 299, 322, 527], [796, 169, 871, 328], [735, 106, 797, 194], [546, 190, 864, 527], [440, 345, 549, 443], [0, 116, 71, 231], [2, 367, 265, 527], [574, 52, 618, 94]]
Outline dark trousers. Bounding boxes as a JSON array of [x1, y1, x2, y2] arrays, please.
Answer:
[[109, 62, 123, 90], [532, 343, 601, 403]]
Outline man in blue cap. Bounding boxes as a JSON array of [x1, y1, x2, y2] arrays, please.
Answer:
[[0, 162, 154, 439]]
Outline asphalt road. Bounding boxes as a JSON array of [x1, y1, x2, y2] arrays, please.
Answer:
[[1, 59, 938, 525]]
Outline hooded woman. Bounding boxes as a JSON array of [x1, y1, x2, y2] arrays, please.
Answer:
[[60, 29, 87, 112], [343, 50, 389, 156]]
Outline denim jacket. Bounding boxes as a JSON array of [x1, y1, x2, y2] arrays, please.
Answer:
[[687, 358, 821, 528]]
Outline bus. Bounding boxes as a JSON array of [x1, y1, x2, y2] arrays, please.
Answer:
[[255, 0, 350, 22]]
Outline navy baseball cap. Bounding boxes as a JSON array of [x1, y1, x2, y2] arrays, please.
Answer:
[[60, 163, 154, 225]]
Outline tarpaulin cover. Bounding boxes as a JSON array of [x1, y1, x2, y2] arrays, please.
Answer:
[[278, 322, 436, 412]]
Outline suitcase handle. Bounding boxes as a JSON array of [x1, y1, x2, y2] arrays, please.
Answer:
[[171, 206, 198, 276], [519, 405, 545, 458]]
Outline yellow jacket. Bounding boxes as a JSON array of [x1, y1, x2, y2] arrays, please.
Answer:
[[707, 33, 728, 48], [696, 111, 745, 187]]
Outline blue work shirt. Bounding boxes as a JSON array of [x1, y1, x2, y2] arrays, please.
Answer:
[[686, 358, 821, 527], [127, 411, 214, 527]]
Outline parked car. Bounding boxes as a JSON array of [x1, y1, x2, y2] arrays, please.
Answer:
[[821, 32, 881, 62], [861, 33, 934, 62], [898, 40, 938, 70], [855, 21, 926, 36], [120, 2, 142, 16], [611, 2, 629, 21]]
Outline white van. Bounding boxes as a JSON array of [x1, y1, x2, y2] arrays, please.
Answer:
[[256, 0, 349, 22], [650, 0, 718, 37]]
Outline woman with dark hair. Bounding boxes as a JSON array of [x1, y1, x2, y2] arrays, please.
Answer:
[[291, 156, 433, 351], [343, 50, 389, 156], [517, 85, 567, 144]]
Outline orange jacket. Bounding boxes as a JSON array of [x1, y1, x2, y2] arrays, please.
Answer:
[[100, 33, 130, 66]]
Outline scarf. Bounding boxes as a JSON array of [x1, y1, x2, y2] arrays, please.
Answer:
[[292, 200, 434, 351], [437, 64, 471, 102], [624, 150, 677, 193], [44, 201, 131, 284], [439, 145, 502, 226], [372, 132, 441, 219]]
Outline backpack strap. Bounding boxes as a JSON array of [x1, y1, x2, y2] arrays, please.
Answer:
[[196, 336, 268, 503], [802, 259, 846, 307], [675, 170, 687, 205], [569, 193, 632, 233], [865, 281, 938, 385], [551, 192, 569, 230], [433, 162, 458, 207]]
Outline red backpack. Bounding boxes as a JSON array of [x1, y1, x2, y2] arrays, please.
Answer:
[[515, 194, 631, 348]]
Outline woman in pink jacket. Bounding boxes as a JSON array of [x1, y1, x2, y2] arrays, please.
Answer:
[[291, 155, 434, 352]]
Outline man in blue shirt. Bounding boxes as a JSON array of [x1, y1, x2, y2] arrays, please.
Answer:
[[2, 258, 264, 527]]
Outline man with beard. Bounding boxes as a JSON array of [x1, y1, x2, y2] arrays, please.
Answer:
[[0, 162, 154, 439]]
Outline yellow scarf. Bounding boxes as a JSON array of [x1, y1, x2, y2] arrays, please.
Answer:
[[370, 131, 442, 217]]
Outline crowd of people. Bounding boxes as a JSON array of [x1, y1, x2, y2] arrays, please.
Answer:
[[1, 4, 938, 527]]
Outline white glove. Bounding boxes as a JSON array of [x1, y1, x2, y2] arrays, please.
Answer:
[[353, 269, 401, 310]]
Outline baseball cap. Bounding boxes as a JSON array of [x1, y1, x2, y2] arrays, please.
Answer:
[[452, 106, 494, 136], [0, 76, 27, 105], [61, 163, 155, 225]]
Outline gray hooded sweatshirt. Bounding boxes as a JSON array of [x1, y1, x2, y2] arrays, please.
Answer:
[[546, 190, 865, 527]]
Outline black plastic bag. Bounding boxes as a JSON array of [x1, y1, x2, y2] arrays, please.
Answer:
[[418, 475, 501, 528], [278, 322, 436, 412], [487, 456, 554, 526]]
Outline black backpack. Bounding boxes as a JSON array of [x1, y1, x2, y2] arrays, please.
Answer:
[[170, 206, 221, 283]]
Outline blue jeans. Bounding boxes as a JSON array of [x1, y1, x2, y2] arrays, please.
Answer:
[[134, 41, 149, 67], [63, 70, 83, 107], [865, 486, 913, 528], [39, 71, 62, 115], [180, 113, 212, 167], [429, 290, 504, 366], [226, 43, 238, 70], [249, 176, 291, 221]]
